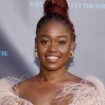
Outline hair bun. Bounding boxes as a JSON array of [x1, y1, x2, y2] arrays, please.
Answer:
[[44, 0, 69, 17]]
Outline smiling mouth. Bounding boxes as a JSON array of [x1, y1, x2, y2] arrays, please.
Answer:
[[45, 56, 60, 62]]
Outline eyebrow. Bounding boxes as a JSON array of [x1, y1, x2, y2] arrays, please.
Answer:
[[57, 35, 68, 38], [38, 34, 49, 38], [38, 34, 68, 39]]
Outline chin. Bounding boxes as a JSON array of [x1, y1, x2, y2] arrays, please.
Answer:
[[41, 63, 65, 71], [39, 57, 67, 71]]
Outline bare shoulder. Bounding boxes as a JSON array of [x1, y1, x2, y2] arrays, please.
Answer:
[[82, 76, 105, 88], [13, 75, 39, 96], [65, 73, 96, 88], [65, 73, 82, 84]]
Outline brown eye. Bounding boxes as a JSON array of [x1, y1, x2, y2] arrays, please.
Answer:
[[58, 40, 66, 45], [40, 39, 49, 45]]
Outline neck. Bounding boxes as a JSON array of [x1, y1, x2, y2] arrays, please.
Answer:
[[38, 67, 70, 83]]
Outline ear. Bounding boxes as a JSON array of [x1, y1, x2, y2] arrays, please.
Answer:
[[71, 42, 76, 52], [35, 37, 37, 50]]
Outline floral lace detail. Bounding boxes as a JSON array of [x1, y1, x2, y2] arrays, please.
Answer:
[[0, 77, 33, 105], [0, 76, 105, 105], [55, 76, 105, 105]]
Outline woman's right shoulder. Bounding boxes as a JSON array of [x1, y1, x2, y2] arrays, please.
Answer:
[[0, 76, 21, 97], [14, 75, 39, 95], [0, 77, 33, 105], [0, 76, 20, 90]]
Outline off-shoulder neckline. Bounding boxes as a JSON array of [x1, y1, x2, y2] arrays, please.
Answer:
[[1, 75, 104, 105]]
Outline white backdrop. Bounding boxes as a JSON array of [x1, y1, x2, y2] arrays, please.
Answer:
[[0, 0, 105, 82]]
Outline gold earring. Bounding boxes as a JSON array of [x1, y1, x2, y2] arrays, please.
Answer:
[[70, 51, 74, 58], [35, 49, 38, 57], [33, 49, 38, 57]]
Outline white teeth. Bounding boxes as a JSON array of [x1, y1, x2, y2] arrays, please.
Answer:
[[46, 56, 59, 60]]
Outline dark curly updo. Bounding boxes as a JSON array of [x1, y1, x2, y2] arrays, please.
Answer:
[[36, 0, 76, 42]]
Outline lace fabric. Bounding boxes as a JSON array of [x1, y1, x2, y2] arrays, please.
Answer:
[[0, 76, 105, 105], [0, 77, 33, 105], [56, 76, 105, 105]]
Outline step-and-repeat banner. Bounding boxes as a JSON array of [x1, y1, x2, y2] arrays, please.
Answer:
[[0, 0, 105, 82]]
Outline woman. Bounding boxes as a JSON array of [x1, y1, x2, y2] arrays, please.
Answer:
[[0, 0, 105, 105]]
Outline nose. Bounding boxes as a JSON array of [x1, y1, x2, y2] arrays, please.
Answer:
[[47, 42, 57, 52]]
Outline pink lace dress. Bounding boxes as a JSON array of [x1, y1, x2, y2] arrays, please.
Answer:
[[0, 76, 105, 105]]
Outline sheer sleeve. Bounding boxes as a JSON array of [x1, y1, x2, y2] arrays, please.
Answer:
[[56, 76, 105, 105], [0, 77, 33, 105]]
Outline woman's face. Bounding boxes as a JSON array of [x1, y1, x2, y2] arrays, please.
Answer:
[[35, 20, 74, 71]]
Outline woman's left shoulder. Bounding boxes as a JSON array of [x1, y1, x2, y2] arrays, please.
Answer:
[[56, 75, 105, 105], [83, 75, 105, 91]]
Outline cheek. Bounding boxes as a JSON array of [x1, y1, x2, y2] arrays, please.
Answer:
[[58, 44, 71, 54], [59, 48, 70, 59], [37, 45, 47, 57]]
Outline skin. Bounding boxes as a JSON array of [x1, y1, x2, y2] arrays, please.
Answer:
[[14, 20, 81, 105], [36, 20, 73, 72]]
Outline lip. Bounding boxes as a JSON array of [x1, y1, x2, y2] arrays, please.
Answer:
[[45, 55, 60, 62]]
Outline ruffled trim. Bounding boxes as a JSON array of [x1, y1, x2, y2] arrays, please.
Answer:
[[0, 77, 33, 105], [55, 76, 105, 105], [0, 76, 105, 105]]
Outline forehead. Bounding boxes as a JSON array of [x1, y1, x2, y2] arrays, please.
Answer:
[[37, 20, 71, 38]]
